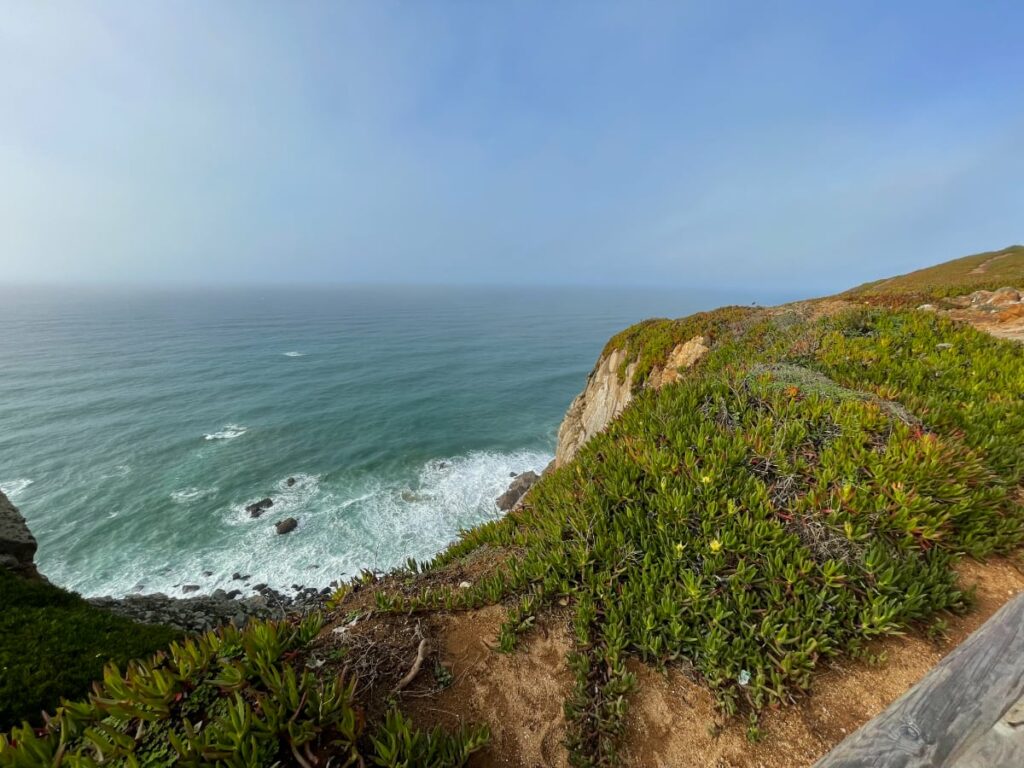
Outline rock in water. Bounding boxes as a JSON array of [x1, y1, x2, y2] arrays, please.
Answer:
[[286, 477, 296, 487], [496, 471, 540, 511], [246, 497, 274, 517], [275, 517, 298, 535]]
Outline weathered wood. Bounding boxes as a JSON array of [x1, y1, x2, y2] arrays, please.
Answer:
[[949, 696, 1024, 768], [815, 592, 1024, 768]]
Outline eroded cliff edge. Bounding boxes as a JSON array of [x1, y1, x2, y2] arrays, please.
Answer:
[[554, 334, 709, 466]]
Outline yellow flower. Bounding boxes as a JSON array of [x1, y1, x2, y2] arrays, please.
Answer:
[[709, 539, 722, 554], [674, 542, 685, 556], [701, 474, 712, 484]]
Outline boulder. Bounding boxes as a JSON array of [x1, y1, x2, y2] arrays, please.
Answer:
[[286, 477, 297, 487], [246, 498, 274, 518], [497, 471, 540, 511], [0, 490, 40, 578], [275, 517, 298, 535], [182, 584, 200, 593]]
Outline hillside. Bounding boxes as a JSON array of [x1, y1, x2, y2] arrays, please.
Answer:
[[844, 244, 1024, 300], [2, 247, 1023, 767]]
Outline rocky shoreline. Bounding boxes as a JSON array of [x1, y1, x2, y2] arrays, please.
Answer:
[[87, 583, 329, 634], [1, 468, 547, 635]]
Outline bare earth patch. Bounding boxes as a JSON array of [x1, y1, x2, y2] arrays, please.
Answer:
[[403, 605, 573, 768]]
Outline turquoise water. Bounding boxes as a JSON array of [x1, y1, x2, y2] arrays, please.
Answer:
[[0, 285, 769, 597]]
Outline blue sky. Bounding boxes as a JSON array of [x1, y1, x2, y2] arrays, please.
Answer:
[[1, 1, 1022, 292]]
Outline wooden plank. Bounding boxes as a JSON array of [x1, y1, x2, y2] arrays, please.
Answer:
[[949, 696, 1024, 768], [814, 592, 1024, 768]]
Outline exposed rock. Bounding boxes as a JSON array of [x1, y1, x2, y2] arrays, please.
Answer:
[[275, 517, 298, 535], [182, 584, 201, 593], [648, 335, 710, 388], [990, 287, 1022, 306], [555, 347, 638, 467], [246, 498, 274, 518], [0, 490, 40, 578], [497, 471, 540, 511], [286, 477, 297, 487], [555, 336, 709, 467]]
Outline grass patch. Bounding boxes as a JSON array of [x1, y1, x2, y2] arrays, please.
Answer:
[[0, 571, 179, 730]]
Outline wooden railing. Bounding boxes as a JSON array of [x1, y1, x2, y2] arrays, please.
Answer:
[[815, 592, 1024, 767]]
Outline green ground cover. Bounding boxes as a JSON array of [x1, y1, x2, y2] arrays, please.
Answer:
[[0, 570, 179, 730], [0, 612, 487, 767]]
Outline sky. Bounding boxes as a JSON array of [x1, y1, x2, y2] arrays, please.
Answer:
[[1, 1, 1022, 292]]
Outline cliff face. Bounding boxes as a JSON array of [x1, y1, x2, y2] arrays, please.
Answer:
[[0, 490, 40, 578], [554, 335, 708, 466]]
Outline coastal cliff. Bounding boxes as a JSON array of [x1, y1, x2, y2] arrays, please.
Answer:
[[555, 335, 708, 466]]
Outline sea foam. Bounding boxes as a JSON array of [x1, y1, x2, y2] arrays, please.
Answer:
[[0, 478, 33, 499], [204, 424, 247, 441], [89, 450, 551, 598]]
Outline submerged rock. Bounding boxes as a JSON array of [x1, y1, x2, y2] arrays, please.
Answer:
[[497, 471, 540, 511], [275, 517, 298, 535], [286, 477, 297, 487]]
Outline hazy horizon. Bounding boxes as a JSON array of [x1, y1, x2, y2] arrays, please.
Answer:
[[2, 2, 1022, 293]]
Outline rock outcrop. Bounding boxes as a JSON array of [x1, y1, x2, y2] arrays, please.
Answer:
[[554, 336, 709, 467], [648, 335, 709, 388], [497, 471, 540, 511], [555, 348, 638, 467], [0, 490, 41, 578]]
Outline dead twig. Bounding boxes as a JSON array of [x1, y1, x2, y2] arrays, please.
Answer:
[[394, 638, 429, 692]]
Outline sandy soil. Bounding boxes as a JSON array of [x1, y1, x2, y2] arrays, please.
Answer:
[[404, 604, 574, 768]]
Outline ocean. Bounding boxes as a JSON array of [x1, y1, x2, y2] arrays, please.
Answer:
[[0, 284, 774, 597]]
